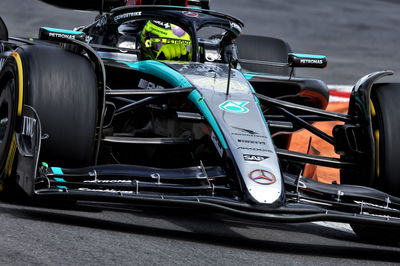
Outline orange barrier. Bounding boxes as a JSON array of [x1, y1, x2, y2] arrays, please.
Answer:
[[288, 102, 349, 184]]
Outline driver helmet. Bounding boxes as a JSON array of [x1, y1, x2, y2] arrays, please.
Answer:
[[140, 20, 192, 60]]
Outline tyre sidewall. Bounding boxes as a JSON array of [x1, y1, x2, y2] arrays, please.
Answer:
[[0, 57, 20, 180], [371, 83, 400, 195]]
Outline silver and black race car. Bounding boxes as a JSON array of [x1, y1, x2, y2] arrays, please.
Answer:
[[1, 0, 400, 241]]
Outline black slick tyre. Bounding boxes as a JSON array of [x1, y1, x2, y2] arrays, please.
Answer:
[[18, 45, 97, 167], [350, 83, 400, 242], [0, 56, 20, 190], [369, 83, 400, 195]]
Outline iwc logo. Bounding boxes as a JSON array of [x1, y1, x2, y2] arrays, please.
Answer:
[[219, 100, 249, 114]]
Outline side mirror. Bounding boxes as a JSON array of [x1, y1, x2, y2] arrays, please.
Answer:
[[39, 27, 86, 42], [288, 53, 327, 68]]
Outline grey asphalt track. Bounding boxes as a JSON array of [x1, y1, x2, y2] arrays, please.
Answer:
[[1, 0, 400, 265]]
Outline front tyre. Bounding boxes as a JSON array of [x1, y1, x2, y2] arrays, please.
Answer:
[[18, 45, 98, 167], [350, 83, 400, 242], [0, 55, 22, 191], [370, 83, 400, 195]]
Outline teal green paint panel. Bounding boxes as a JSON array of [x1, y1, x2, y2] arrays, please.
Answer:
[[42, 27, 83, 35], [219, 100, 249, 114], [291, 53, 326, 59], [244, 74, 255, 80], [188, 90, 228, 149], [51, 167, 64, 175], [54, 177, 67, 189]]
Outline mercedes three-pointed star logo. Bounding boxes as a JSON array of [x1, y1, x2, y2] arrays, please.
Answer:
[[248, 169, 276, 185]]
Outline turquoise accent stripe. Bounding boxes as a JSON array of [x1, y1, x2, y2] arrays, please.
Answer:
[[241, 72, 256, 93], [254, 95, 260, 105], [53, 177, 67, 189], [42, 27, 83, 35], [114, 60, 192, 88], [51, 167, 64, 175], [243, 72, 276, 80], [290, 53, 326, 59], [244, 74, 255, 80], [188, 90, 228, 149]]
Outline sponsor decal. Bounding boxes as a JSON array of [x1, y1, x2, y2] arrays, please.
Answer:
[[248, 169, 276, 185], [205, 50, 222, 62], [237, 139, 266, 145], [151, 38, 190, 46], [211, 131, 223, 157], [300, 59, 323, 64], [232, 133, 268, 139], [178, 64, 223, 72], [83, 180, 132, 183], [243, 154, 268, 162], [232, 126, 258, 135], [21, 116, 37, 138], [138, 79, 165, 90], [78, 188, 135, 194], [219, 100, 249, 114], [48, 32, 76, 39], [182, 11, 199, 18], [114, 12, 142, 22], [191, 78, 248, 91], [152, 20, 171, 29], [165, 39, 191, 45], [239, 147, 273, 153]]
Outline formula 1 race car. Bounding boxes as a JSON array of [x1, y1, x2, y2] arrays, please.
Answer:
[[0, 0, 400, 241]]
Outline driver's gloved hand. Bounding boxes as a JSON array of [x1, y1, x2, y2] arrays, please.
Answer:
[[156, 44, 187, 60]]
